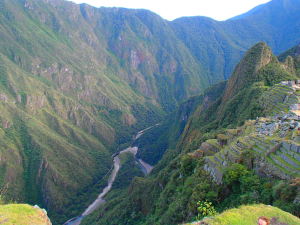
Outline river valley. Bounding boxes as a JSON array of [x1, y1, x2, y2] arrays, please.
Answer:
[[64, 128, 154, 225]]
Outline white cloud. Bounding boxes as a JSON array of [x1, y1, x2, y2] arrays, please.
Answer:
[[69, 0, 271, 21]]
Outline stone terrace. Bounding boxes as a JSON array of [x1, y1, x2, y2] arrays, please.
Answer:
[[203, 82, 300, 183]]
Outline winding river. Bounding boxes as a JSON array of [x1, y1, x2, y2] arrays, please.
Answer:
[[64, 127, 154, 225]]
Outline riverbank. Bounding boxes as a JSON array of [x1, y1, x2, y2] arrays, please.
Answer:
[[64, 127, 155, 225]]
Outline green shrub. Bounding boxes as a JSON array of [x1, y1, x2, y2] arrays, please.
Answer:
[[240, 174, 261, 193], [224, 164, 249, 186], [180, 155, 197, 176], [196, 200, 217, 220]]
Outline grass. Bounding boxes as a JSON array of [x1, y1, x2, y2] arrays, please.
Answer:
[[191, 204, 300, 225], [0, 204, 51, 225]]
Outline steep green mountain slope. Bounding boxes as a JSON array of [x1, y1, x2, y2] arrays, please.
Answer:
[[137, 42, 298, 165], [279, 44, 300, 75], [0, 0, 167, 223], [0, 0, 209, 111], [3, 0, 298, 108], [180, 42, 298, 151], [171, 0, 300, 82], [135, 81, 226, 165], [82, 43, 300, 225], [0, 52, 121, 223]]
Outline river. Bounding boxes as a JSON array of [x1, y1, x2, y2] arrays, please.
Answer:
[[64, 127, 154, 225]]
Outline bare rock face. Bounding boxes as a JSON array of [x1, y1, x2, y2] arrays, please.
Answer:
[[24, 0, 33, 10], [16, 94, 22, 103], [122, 113, 136, 126], [130, 50, 141, 69], [0, 93, 8, 102], [26, 95, 47, 111], [31, 62, 78, 93], [2, 120, 11, 129], [33, 205, 52, 225]]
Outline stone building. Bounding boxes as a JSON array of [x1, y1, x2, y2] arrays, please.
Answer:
[[291, 103, 300, 116], [280, 80, 300, 90]]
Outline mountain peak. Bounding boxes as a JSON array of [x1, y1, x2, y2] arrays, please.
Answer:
[[221, 42, 273, 102], [289, 44, 300, 57]]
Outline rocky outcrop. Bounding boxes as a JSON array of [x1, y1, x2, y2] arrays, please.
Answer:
[[2, 120, 11, 129], [0, 93, 8, 102], [122, 113, 136, 126]]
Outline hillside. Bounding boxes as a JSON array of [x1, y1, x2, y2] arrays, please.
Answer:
[[0, 204, 51, 225], [81, 43, 300, 225], [186, 204, 300, 225], [137, 42, 298, 165], [172, 0, 300, 82], [135, 81, 226, 165], [0, 0, 167, 223], [0, 0, 209, 112], [179, 42, 298, 152]]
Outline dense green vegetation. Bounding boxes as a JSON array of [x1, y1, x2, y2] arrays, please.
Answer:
[[83, 43, 300, 225], [179, 43, 298, 152], [191, 204, 300, 225], [113, 153, 144, 190], [0, 0, 299, 224], [136, 81, 226, 165], [172, 0, 300, 82], [83, 153, 299, 225]]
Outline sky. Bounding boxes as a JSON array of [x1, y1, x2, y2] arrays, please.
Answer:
[[69, 0, 271, 21]]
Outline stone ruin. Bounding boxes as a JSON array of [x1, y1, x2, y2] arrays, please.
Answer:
[[290, 103, 300, 116], [280, 80, 300, 90], [280, 80, 300, 115]]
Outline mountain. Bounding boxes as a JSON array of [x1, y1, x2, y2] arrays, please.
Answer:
[[136, 42, 298, 165], [0, 0, 210, 111], [82, 43, 300, 225], [171, 0, 300, 82], [135, 81, 226, 165], [0, 0, 300, 224], [279, 43, 300, 75], [0, 0, 168, 222]]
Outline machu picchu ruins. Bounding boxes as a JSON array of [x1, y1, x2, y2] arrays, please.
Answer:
[[202, 81, 300, 184], [280, 80, 300, 90], [280, 80, 300, 116]]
